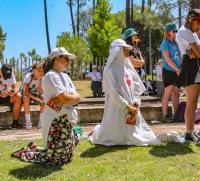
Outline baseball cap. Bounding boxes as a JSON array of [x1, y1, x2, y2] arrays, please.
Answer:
[[92, 65, 97, 69], [49, 47, 76, 60]]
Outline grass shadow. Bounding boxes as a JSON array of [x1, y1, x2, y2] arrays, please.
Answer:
[[80, 144, 129, 158], [9, 163, 62, 180], [149, 142, 194, 158]]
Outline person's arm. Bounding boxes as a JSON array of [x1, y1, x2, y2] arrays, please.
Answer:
[[190, 42, 200, 58], [162, 51, 180, 75], [129, 56, 145, 68], [45, 73, 80, 107]]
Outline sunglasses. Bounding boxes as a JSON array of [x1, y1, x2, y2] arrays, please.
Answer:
[[59, 55, 70, 62]]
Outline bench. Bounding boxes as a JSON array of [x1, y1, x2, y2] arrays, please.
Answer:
[[0, 97, 173, 128]]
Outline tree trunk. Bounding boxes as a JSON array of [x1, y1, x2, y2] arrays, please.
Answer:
[[44, 0, 51, 54], [77, 0, 80, 36], [130, 0, 134, 26], [141, 0, 145, 13], [190, 0, 200, 8], [148, 0, 151, 7], [126, 0, 130, 27], [178, 0, 182, 28], [69, 0, 76, 35]]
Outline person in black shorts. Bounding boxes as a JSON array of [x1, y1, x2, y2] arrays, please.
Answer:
[[0, 64, 22, 128], [160, 23, 181, 122], [176, 9, 200, 142]]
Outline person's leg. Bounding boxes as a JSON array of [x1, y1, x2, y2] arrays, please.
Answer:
[[10, 94, 22, 125], [92, 81, 98, 97], [185, 84, 200, 132], [38, 105, 45, 129], [23, 95, 32, 129], [162, 85, 174, 118], [172, 86, 180, 115]]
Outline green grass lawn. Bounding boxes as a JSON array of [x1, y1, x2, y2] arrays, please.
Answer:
[[1, 140, 200, 181], [17, 80, 93, 98]]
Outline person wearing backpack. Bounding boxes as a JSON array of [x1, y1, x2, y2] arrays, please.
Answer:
[[22, 64, 44, 129], [0, 64, 23, 128]]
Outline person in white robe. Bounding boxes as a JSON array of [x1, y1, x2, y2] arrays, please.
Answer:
[[88, 39, 161, 146]]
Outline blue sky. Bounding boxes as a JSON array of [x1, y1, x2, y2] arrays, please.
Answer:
[[0, 0, 141, 59]]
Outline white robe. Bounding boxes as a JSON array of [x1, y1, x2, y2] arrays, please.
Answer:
[[89, 40, 161, 146]]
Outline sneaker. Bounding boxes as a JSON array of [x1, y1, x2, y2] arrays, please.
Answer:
[[11, 122, 24, 129], [25, 125, 32, 130], [193, 131, 200, 140], [25, 121, 33, 130], [185, 132, 199, 142]]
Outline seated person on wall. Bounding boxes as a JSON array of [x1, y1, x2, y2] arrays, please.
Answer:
[[22, 64, 45, 129], [86, 65, 102, 97], [0, 64, 22, 128]]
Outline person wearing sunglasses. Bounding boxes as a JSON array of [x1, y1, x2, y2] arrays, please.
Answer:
[[160, 23, 181, 123], [12, 47, 80, 165], [122, 28, 145, 78], [176, 9, 200, 142]]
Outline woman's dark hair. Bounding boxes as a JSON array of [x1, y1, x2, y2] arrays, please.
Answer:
[[1, 64, 12, 80], [185, 9, 200, 30], [43, 57, 56, 74], [125, 36, 134, 46]]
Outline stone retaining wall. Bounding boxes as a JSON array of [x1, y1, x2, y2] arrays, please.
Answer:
[[0, 103, 172, 127]]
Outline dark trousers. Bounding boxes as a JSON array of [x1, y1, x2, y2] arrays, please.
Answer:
[[91, 81, 102, 97]]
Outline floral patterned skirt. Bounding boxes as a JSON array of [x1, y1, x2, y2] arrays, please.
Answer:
[[11, 114, 79, 166]]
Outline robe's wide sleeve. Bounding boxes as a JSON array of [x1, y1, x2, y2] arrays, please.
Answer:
[[104, 69, 129, 109]]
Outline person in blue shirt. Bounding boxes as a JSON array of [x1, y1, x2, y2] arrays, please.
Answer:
[[160, 23, 181, 122]]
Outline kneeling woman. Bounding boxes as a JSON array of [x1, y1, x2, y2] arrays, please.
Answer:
[[12, 47, 80, 165], [89, 39, 160, 146]]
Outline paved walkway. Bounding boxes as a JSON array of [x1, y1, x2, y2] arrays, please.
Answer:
[[1, 123, 200, 141]]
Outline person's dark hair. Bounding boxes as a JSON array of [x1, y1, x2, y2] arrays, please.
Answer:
[[43, 57, 56, 74], [125, 36, 134, 46], [185, 9, 200, 30], [1, 64, 12, 80]]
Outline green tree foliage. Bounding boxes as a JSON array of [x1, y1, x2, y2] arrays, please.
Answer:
[[57, 32, 92, 78], [0, 26, 6, 60], [87, 0, 121, 58]]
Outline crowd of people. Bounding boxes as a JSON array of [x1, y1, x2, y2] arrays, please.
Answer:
[[0, 9, 199, 166]]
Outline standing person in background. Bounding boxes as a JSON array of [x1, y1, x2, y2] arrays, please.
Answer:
[[86, 65, 102, 97], [176, 9, 200, 142], [22, 64, 44, 129], [155, 59, 164, 100], [122, 28, 145, 78], [160, 23, 181, 122], [0, 64, 22, 128], [11, 47, 80, 166]]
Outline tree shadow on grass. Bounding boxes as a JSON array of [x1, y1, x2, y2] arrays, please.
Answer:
[[80, 144, 129, 158], [149, 142, 194, 158], [9, 163, 62, 180]]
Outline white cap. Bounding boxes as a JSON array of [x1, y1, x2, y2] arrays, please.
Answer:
[[92, 65, 97, 69], [49, 47, 76, 60], [111, 39, 133, 50]]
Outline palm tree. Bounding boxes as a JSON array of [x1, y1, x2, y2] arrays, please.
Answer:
[[44, 0, 51, 54]]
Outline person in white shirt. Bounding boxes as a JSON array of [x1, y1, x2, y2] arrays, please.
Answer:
[[0, 64, 22, 128], [88, 39, 160, 146], [176, 9, 200, 142], [22, 64, 44, 129], [86, 65, 102, 97], [155, 59, 164, 99], [12, 47, 80, 165]]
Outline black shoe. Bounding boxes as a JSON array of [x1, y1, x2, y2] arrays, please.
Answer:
[[185, 132, 199, 142], [11, 122, 24, 129], [193, 131, 200, 140]]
